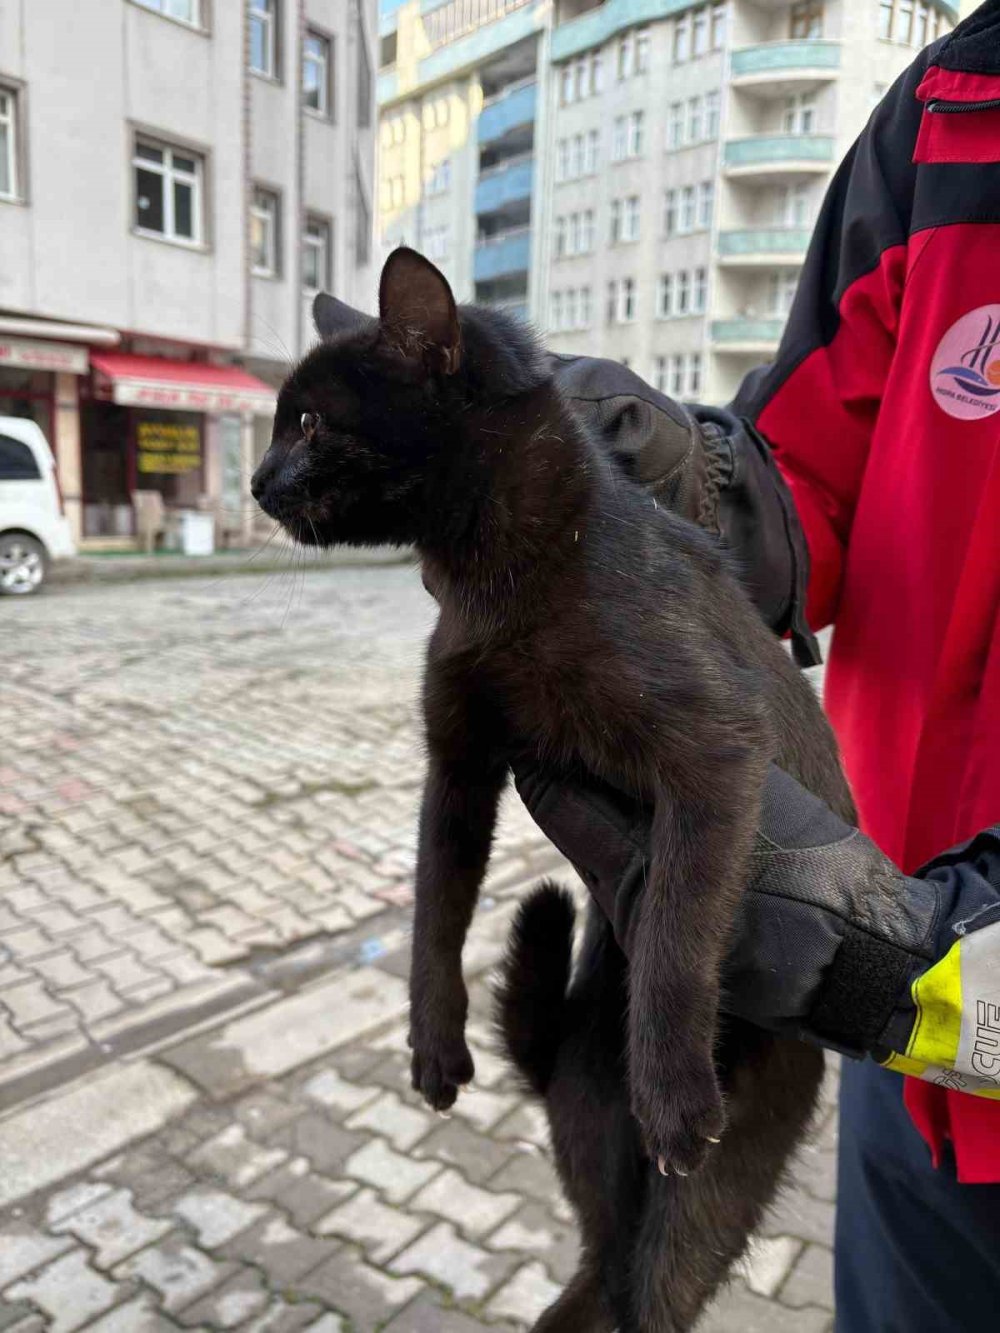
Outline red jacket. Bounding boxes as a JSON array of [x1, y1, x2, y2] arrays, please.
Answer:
[[737, 1, 1000, 1182]]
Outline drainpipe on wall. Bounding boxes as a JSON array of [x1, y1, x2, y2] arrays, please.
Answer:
[[242, 0, 253, 360], [295, 0, 306, 358]]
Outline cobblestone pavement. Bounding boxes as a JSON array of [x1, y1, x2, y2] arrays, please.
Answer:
[[1, 569, 837, 1330]]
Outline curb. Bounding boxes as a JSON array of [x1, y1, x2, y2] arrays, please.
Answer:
[[49, 546, 416, 586]]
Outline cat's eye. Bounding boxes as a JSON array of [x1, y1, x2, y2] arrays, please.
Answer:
[[301, 412, 320, 441]]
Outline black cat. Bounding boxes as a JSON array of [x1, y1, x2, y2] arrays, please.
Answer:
[[252, 248, 853, 1331]]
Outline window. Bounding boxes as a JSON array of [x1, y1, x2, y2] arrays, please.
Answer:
[[427, 158, 451, 195], [674, 14, 690, 62], [711, 2, 727, 49], [668, 102, 684, 149], [584, 130, 599, 174], [251, 187, 280, 276], [580, 286, 592, 327], [628, 111, 645, 157], [572, 133, 585, 177], [303, 215, 331, 291], [565, 288, 578, 329], [425, 224, 450, 261], [618, 33, 634, 80], [790, 0, 823, 37], [664, 187, 677, 235], [693, 267, 707, 313], [689, 352, 703, 395], [657, 274, 673, 318], [670, 353, 684, 395], [303, 31, 331, 115], [879, 0, 894, 39], [636, 28, 651, 72], [250, 0, 277, 78], [591, 50, 604, 93], [896, 0, 913, 43], [693, 7, 708, 56], [653, 356, 668, 392], [561, 64, 575, 104], [679, 184, 696, 233], [687, 96, 703, 143], [698, 179, 714, 228], [356, 6, 372, 127], [569, 212, 582, 254], [914, 2, 930, 45], [613, 117, 628, 162], [134, 0, 201, 25], [778, 182, 811, 226], [0, 435, 41, 480], [620, 277, 636, 322], [551, 291, 564, 331], [134, 139, 203, 244], [555, 216, 567, 257], [581, 209, 595, 251], [0, 86, 17, 201], [623, 195, 640, 242], [705, 90, 720, 139], [676, 270, 691, 315], [610, 198, 622, 243], [782, 92, 816, 134], [355, 171, 371, 264], [556, 139, 569, 181], [768, 268, 800, 315]]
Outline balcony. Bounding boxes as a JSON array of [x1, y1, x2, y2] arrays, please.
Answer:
[[475, 154, 534, 215], [723, 135, 834, 182], [552, 0, 683, 63], [731, 41, 840, 96], [478, 80, 537, 145], [717, 228, 811, 266], [711, 318, 785, 353], [474, 228, 532, 282]]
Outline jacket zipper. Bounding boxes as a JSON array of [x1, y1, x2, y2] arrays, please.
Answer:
[[926, 97, 1000, 113]]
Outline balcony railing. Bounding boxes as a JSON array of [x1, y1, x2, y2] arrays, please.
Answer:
[[711, 317, 785, 347], [473, 227, 532, 282], [724, 135, 835, 170], [475, 155, 534, 214], [717, 228, 812, 259], [478, 80, 537, 144], [731, 40, 841, 79]]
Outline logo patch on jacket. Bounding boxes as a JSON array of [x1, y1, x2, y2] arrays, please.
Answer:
[[930, 305, 1000, 420]]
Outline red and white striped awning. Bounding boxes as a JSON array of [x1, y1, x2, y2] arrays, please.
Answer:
[[91, 353, 276, 416]]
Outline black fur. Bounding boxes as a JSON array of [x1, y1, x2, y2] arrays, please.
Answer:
[[253, 248, 854, 1331]]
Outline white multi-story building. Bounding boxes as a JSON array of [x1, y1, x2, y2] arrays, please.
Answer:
[[0, 0, 376, 545], [379, 0, 957, 404]]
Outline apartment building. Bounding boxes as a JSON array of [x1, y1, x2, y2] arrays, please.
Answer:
[[0, 0, 376, 545], [379, 0, 956, 404]]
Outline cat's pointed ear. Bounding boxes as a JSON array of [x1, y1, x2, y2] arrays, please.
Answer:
[[378, 247, 462, 375], [313, 292, 372, 341]]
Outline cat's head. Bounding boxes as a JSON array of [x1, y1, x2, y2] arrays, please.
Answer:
[[251, 247, 546, 549]]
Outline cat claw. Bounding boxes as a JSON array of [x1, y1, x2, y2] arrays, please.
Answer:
[[657, 1157, 669, 1176], [706, 1135, 722, 1144]]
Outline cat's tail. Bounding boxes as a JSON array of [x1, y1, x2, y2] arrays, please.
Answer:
[[494, 881, 575, 1096]]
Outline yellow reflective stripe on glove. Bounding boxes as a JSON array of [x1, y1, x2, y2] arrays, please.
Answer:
[[881, 919, 1000, 1099]]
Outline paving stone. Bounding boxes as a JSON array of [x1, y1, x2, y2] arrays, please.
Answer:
[[700, 1280, 832, 1333], [61, 979, 126, 1025], [186, 1124, 288, 1189], [492, 1103, 551, 1151], [50, 1187, 172, 1267], [6, 1250, 120, 1333], [0, 1226, 74, 1288], [413, 1119, 515, 1185], [410, 1168, 520, 1239], [344, 1090, 435, 1151], [267, 1112, 366, 1175], [82, 1295, 176, 1331], [485, 1261, 564, 1326], [301, 1068, 379, 1114], [486, 1201, 582, 1286], [390, 1222, 514, 1301], [778, 1241, 835, 1311], [240, 1300, 327, 1332], [736, 1236, 803, 1299], [232, 1090, 301, 1138], [170, 1188, 268, 1247], [385, 1290, 519, 1332], [113, 1239, 235, 1313], [29, 951, 93, 990], [44, 1182, 115, 1227], [245, 1162, 356, 1229], [342, 1138, 442, 1204], [220, 1213, 340, 1284], [0, 979, 71, 1029], [488, 1149, 564, 1206], [316, 1186, 428, 1263], [762, 1184, 837, 1249], [175, 1268, 270, 1329], [449, 1087, 519, 1134], [297, 1248, 421, 1327]]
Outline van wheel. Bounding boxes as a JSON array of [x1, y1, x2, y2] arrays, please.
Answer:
[[0, 534, 46, 595]]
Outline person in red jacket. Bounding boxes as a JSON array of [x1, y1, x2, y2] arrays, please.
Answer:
[[515, 2, 1000, 1327]]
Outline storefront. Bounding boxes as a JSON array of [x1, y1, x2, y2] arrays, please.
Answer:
[[83, 353, 275, 545]]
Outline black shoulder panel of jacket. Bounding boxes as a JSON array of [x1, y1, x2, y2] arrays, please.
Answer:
[[938, 0, 1000, 73]]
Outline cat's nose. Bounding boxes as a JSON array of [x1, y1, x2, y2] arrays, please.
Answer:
[[250, 461, 273, 503]]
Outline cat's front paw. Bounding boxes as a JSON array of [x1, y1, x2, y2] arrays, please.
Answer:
[[409, 1027, 474, 1111], [633, 1064, 726, 1176]]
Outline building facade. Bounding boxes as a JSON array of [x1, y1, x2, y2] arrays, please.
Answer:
[[378, 0, 956, 404], [0, 0, 377, 545]]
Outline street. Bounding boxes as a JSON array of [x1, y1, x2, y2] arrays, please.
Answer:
[[1, 566, 836, 1331]]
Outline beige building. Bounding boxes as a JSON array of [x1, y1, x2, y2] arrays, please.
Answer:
[[0, 0, 377, 546], [378, 0, 957, 403]]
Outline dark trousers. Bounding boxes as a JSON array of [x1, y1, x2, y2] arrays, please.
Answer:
[[835, 1058, 1000, 1332]]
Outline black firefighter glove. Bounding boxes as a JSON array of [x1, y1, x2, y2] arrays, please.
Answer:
[[515, 759, 1000, 1095], [548, 354, 820, 666]]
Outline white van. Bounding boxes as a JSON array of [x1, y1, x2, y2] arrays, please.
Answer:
[[0, 417, 76, 595]]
